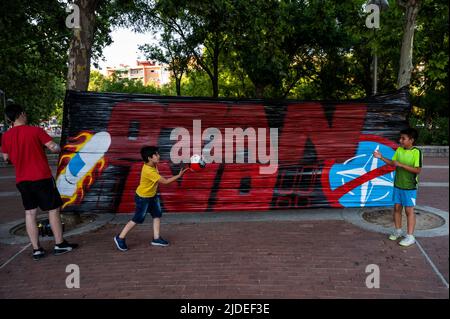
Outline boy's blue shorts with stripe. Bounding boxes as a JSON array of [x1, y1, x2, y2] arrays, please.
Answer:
[[393, 187, 417, 207]]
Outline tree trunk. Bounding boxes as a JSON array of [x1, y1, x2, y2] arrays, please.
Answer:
[[65, 0, 99, 224], [397, 0, 421, 89], [255, 84, 265, 98], [175, 77, 181, 96], [365, 55, 373, 96], [212, 46, 220, 98], [212, 75, 219, 98], [66, 0, 99, 91]]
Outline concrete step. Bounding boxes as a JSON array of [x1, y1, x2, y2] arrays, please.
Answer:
[[417, 146, 449, 158]]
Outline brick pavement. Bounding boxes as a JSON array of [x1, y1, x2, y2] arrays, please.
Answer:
[[0, 157, 447, 299], [0, 221, 448, 299], [418, 157, 449, 212]]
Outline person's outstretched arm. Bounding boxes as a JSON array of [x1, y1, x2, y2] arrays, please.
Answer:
[[158, 167, 189, 185], [1, 135, 10, 163], [373, 150, 395, 166], [44, 140, 61, 153]]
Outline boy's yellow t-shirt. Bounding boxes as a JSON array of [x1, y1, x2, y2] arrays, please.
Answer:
[[135, 164, 161, 198]]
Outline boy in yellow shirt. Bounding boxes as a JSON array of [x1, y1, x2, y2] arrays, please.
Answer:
[[114, 146, 188, 251]]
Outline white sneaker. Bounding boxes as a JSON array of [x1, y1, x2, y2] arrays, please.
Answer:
[[399, 234, 416, 247], [388, 228, 404, 241]]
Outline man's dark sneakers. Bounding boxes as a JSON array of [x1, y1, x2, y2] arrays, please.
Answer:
[[53, 240, 78, 256], [151, 237, 169, 247], [32, 247, 46, 261], [114, 235, 128, 251]]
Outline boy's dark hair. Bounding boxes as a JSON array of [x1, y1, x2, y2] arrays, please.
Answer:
[[400, 128, 419, 142], [140, 146, 159, 162], [4, 103, 24, 122]]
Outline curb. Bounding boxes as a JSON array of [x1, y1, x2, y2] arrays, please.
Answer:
[[417, 146, 449, 158], [109, 209, 344, 225], [111, 206, 448, 237], [0, 206, 447, 245], [109, 206, 449, 237]]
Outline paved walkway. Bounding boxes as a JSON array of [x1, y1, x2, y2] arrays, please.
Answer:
[[0, 157, 447, 298]]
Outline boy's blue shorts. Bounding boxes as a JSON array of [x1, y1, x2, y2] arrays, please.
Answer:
[[393, 187, 417, 207], [132, 194, 162, 224]]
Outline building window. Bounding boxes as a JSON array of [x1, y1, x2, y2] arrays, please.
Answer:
[[130, 69, 143, 76]]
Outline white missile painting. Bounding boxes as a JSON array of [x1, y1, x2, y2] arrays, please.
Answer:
[[57, 131, 111, 197]]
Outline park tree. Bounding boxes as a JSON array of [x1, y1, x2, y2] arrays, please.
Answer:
[[66, 0, 145, 91], [2, 0, 447, 143], [397, 0, 421, 88], [66, 0, 101, 91], [409, 0, 448, 144], [66, 0, 129, 90], [227, 0, 356, 99], [228, 0, 288, 98], [0, 0, 70, 124], [319, 0, 405, 98], [139, 28, 190, 96], [130, 0, 232, 97]]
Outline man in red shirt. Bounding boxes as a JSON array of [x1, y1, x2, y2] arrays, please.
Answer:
[[2, 103, 78, 260]]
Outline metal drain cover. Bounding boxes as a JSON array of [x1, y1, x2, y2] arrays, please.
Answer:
[[362, 208, 445, 230], [10, 214, 97, 237]]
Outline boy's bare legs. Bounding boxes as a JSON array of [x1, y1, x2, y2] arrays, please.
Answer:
[[48, 208, 64, 244], [153, 218, 160, 239], [119, 220, 137, 239], [25, 209, 40, 249], [393, 204, 403, 229], [150, 218, 168, 246], [405, 207, 416, 235], [398, 206, 417, 246]]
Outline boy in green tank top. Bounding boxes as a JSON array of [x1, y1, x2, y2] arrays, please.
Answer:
[[373, 128, 423, 247]]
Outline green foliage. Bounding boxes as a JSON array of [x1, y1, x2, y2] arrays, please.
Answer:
[[0, 0, 131, 124], [409, 115, 449, 145], [0, 0, 70, 124], [1, 0, 448, 145], [137, 0, 234, 97], [411, 0, 449, 119], [89, 70, 167, 94], [139, 27, 191, 95], [178, 71, 211, 97]]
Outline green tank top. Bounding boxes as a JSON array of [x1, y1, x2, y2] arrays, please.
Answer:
[[392, 146, 423, 190]]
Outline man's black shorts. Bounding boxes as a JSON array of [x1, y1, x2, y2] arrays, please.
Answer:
[[16, 178, 63, 211]]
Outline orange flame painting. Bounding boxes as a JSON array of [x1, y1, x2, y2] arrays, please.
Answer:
[[56, 131, 109, 209]]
